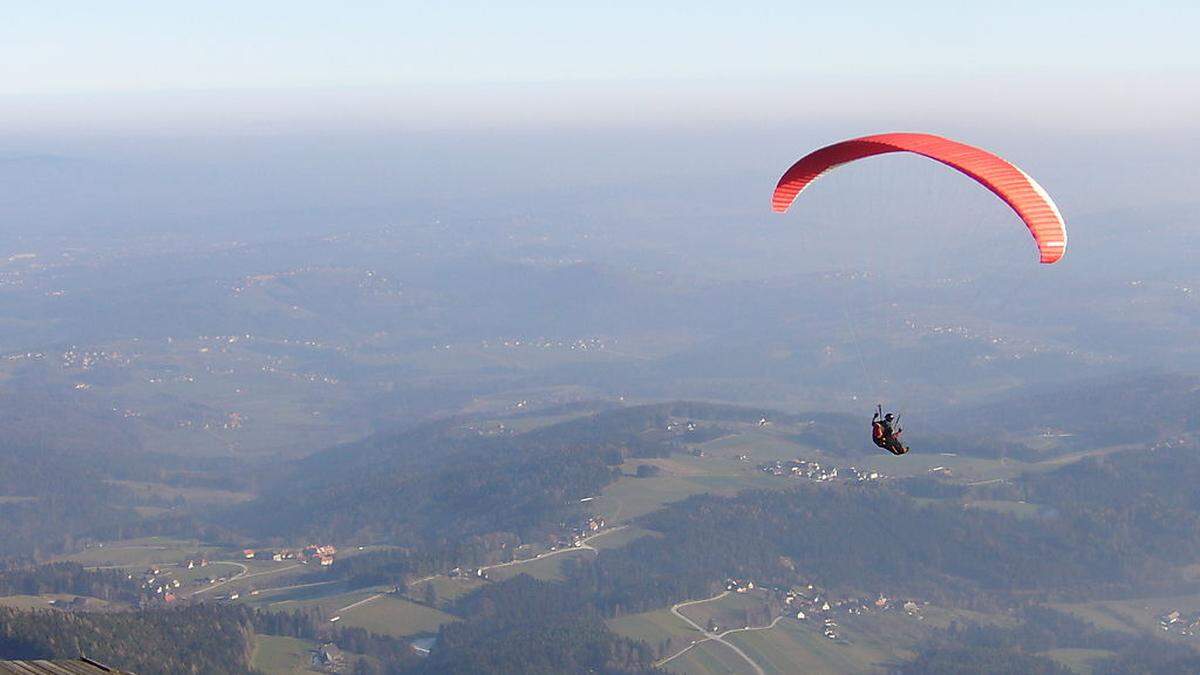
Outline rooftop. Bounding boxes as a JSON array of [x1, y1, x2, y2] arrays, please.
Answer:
[[0, 658, 130, 674]]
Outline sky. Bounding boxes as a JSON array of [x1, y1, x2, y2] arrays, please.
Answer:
[[2, 2, 1199, 133]]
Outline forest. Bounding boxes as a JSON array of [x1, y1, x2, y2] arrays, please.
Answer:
[[420, 575, 658, 675], [564, 482, 1184, 617], [0, 601, 423, 674], [0, 563, 144, 603], [900, 605, 1200, 674]]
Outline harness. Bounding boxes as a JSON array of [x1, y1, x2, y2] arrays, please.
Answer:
[[871, 421, 888, 447], [872, 420, 906, 455]]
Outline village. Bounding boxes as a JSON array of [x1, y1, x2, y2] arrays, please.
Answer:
[[758, 458, 885, 484], [553, 515, 607, 551], [126, 543, 338, 606], [242, 544, 338, 566], [1159, 609, 1200, 637], [721, 577, 925, 643]]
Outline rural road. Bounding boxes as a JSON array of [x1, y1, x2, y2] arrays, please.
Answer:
[[190, 561, 304, 597], [477, 525, 629, 574], [253, 579, 340, 596], [333, 526, 631, 622], [657, 590, 774, 675], [189, 561, 248, 597], [335, 591, 388, 615]]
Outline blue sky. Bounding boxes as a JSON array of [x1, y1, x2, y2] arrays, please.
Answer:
[[2, 2, 1198, 131]]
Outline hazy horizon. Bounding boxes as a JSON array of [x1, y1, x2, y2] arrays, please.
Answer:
[[3, 2, 1199, 135]]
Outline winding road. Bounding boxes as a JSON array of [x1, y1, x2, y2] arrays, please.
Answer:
[[189, 561, 304, 597], [189, 561, 248, 597], [656, 590, 780, 675]]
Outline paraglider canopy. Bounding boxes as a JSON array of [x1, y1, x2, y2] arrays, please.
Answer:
[[772, 133, 1067, 264]]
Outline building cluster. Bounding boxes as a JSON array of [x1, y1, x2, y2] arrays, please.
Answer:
[[551, 516, 606, 550], [312, 643, 343, 671], [842, 466, 883, 482], [1159, 610, 1200, 636], [134, 567, 182, 601], [782, 584, 832, 619], [463, 421, 512, 436], [447, 566, 488, 580], [703, 579, 934, 646], [760, 459, 837, 481], [4, 351, 45, 362], [725, 578, 756, 594], [243, 544, 337, 566], [1150, 436, 1193, 451], [781, 584, 924, 630], [49, 596, 97, 610], [60, 347, 131, 371], [0, 268, 26, 289], [759, 459, 884, 483], [478, 336, 608, 352]]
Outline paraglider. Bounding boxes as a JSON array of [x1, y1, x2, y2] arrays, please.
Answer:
[[871, 405, 907, 456], [772, 132, 1067, 264], [772, 133, 1068, 454]]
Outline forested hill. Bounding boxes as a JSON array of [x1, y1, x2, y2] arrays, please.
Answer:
[[287, 400, 811, 484], [0, 434, 245, 562], [931, 372, 1200, 447], [422, 575, 658, 674], [0, 368, 142, 455], [227, 401, 801, 549], [566, 483, 1178, 617]]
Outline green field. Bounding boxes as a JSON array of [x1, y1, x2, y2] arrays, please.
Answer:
[[609, 609, 699, 647], [690, 429, 810, 462], [588, 526, 659, 551], [334, 595, 458, 638], [0, 594, 123, 611], [248, 584, 458, 638], [677, 591, 772, 633], [665, 638, 757, 675], [253, 586, 383, 617], [108, 480, 255, 505], [963, 499, 1042, 518], [55, 537, 221, 568], [0, 595, 62, 610], [486, 548, 593, 582], [242, 581, 353, 608], [1052, 592, 1200, 638], [405, 575, 485, 607], [251, 635, 321, 674], [725, 618, 899, 675], [593, 453, 784, 523]]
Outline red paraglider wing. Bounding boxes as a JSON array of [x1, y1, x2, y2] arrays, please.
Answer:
[[771, 133, 1067, 263]]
